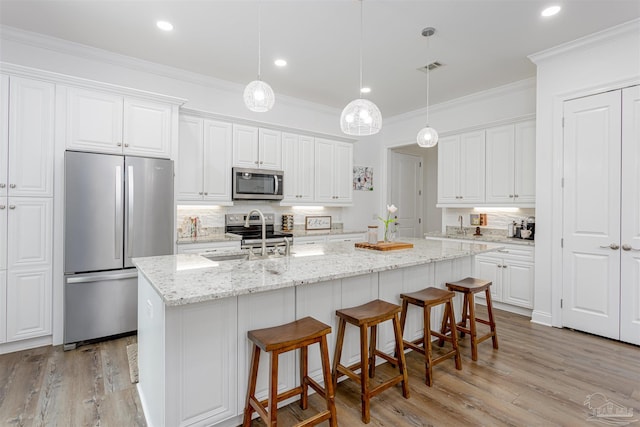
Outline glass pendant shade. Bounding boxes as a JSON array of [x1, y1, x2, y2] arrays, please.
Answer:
[[340, 98, 382, 136], [417, 126, 439, 147], [244, 80, 275, 112]]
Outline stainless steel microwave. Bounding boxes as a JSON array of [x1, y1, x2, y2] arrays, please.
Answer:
[[232, 167, 284, 200]]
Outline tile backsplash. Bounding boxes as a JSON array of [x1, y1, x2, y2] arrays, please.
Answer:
[[442, 207, 535, 233]]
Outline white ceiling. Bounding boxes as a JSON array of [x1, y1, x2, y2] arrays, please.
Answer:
[[1, 0, 639, 117]]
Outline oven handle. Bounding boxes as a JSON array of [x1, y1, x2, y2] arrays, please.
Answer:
[[274, 175, 279, 195]]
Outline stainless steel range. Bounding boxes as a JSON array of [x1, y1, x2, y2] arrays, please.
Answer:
[[225, 213, 293, 249]]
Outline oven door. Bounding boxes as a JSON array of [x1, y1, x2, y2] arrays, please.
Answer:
[[232, 167, 283, 200]]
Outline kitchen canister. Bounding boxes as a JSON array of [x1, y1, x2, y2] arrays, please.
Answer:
[[367, 225, 379, 244], [282, 214, 294, 231]]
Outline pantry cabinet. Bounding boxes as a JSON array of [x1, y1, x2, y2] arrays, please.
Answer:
[[315, 138, 353, 205], [485, 121, 535, 205], [437, 131, 485, 205], [281, 132, 315, 203], [177, 115, 232, 203], [64, 86, 172, 158], [232, 124, 282, 170]]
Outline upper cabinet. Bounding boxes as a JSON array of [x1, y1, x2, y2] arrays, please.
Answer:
[[63, 86, 172, 158], [437, 130, 485, 205], [485, 120, 535, 206], [315, 138, 353, 205], [177, 115, 232, 203], [232, 124, 282, 170], [437, 119, 535, 207], [1, 75, 55, 198], [281, 132, 315, 204]]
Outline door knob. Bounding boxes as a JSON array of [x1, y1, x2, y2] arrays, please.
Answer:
[[600, 243, 620, 250], [622, 244, 640, 251]]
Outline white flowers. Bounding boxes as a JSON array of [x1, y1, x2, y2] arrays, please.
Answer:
[[379, 204, 398, 242], [387, 204, 398, 214]]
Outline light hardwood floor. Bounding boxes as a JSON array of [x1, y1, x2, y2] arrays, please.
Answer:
[[1, 308, 638, 426]]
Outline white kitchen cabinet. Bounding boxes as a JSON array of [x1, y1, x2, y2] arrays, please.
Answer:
[[485, 121, 535, 205], [176, 240, 241, 255], [65, 86, 172, 158], [292, 236, 326, 245], [177, 115, 232, 203], [281, 132, 315, 203], [7, 198, 53, 270], [326, 233, 365, 243], [474, 245, 534, 309], [6, 266, 52, 341], [0, 271, 5, 343], [0, 202, 5, 271], [232, 124, 282, 170], [315, 138, 353, 205], [1, 76, 55, 198], [437, 130, 485, 205]]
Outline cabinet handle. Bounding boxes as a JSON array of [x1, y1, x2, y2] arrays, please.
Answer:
[[117, 142, 122, 147], [255, 161, 259, 165], [0, 205, 5, 209], [9, 205, 16, 209], [0, 183, 5, 188], [509, 194, 514, 198], [600, 243, 620, 250], [9, 184, 16, 188], [515, 194, 519, 198], [622, 244, 640, 251], [260, 161, 264, 165], [124, 143, 129, 148], [204, 192, 208, 195], [199, 192, 203, 195]]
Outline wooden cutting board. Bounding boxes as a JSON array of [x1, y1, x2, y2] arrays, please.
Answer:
[[355, 241, 414, 251]]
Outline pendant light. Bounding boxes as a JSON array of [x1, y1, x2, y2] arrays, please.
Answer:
[[416, 27, 438, 147], [244, 0, 275, 112], [340, 0, 382, 136]]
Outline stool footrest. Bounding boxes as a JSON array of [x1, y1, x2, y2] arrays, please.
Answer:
[[476, 332, 496, 344], [306, 377, 327, 400], [374, 349, 397, 365], [336, 363, 363, 384], [475, 318, 492, 326], [403, 339, 426, 355], [294, 410, 332, 427], [369, 374, 406, 399]]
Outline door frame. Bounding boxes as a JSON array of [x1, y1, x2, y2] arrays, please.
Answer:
[[388, 150, 424, 238]]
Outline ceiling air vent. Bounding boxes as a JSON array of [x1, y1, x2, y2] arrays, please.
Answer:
[[418, 61, 443, 73]]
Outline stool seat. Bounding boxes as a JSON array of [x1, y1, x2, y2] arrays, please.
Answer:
[[248, 317, 331, 352], [399, 287, 461, 386], [333, 299, 410, 424], [446, 277, 492, 293], [243, 316, 337, 427]]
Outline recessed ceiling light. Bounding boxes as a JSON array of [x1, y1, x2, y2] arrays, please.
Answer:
[[274, 59, 287, 67], [156, 21, 174, 31], [541, 5, 561, 17], [360, 87, 371, 94]]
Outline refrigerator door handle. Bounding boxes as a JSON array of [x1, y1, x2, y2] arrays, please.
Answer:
[[115, 165, 123, 260], [66, 271, 138, 284], [127, 164, 134, 258]]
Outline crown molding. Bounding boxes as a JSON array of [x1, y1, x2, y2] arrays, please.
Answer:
[[0, 25, 341, 115], [383, 77, 536, 126], [529, 18, 640, 64]]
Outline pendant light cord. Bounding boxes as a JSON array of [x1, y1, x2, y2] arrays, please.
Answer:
[[426, 64, 430, 124], [359, 0, 363, 97], [257, 0, 262, 80]]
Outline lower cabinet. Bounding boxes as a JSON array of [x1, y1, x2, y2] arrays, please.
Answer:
[[0, 271, 6, 343], [293, 233, 365, 246], [6, 266, 52, 341], [474, 246, 534, 309], [177, 240, 241, 255]]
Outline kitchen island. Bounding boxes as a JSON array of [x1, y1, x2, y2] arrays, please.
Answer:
[[133, 238, 500, 427]]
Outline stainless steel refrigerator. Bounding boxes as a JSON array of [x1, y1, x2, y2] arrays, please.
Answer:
[[64, 151, 174, 348]]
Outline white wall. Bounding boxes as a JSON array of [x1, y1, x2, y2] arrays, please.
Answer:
[[529, 19, 640, 326]]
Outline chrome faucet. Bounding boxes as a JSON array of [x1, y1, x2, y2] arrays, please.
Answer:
[[458, 215, 466, 235], [244, 209, 267, 257]]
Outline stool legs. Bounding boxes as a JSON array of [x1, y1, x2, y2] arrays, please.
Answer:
[[243, 345, 261, 427], [359, 325, 370, 423], [331, 318, 346, 391], [485, 288, 499, 351], [319, 336, 338, 427]]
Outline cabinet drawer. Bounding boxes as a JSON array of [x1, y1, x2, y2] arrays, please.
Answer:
[[493, 245, 534, 261], [177, 241, 241, 254]]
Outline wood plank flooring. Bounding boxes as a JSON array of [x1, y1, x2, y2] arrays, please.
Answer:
[[1, 309, 638, 426]]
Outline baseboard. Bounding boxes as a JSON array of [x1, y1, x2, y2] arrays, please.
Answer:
[[0, 335, 52, 355], [530, 310, 553, 326]]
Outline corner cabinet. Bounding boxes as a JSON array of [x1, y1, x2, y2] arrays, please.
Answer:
[[62, 86, 173, 158], [315, 138, 353, 205], [232, 124, 282, 170], [281, 132, 315, 204], [177, 115, 232, 204], [437, 130, 485, 206], [485, 121, 535, 206]]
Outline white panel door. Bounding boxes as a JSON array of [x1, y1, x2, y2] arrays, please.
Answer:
[[0, 271, 5, 343], [123, 98, 171, 158], [333, 142, 353, 203], [66, 87, 123, 154], [203, 120, 232, 201], [0, 75, 8, 198], [314, 138, 335, 202], [485, 125, 515, 204], [621, 85, 640, 345], [503, 261, 534, 308], [258, 128, 282, 170], [514, 120, 536, 203], [437, 135, 460, 204], [232, 124, 259, 168], [7, 198, 52, 269], [562, 91, 621, 339], [176, 115, 204, 200], [0, 201, 6, 270], [389, 152, 422, 238], [6, 266, 52, 341], [459, 130, 485, 203], [8, 77, 55, 197]]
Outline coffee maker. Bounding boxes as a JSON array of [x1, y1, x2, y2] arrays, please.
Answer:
[[524, 216, 535, 240]]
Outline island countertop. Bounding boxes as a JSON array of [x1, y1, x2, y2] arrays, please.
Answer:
[[133, 238, 501, 307]]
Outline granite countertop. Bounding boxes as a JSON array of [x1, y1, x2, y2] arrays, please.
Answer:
[[424, 231, 535, 247], [286, 228, 366, 238], [176, 228, 366, 245], [133, 238, 502, 307]]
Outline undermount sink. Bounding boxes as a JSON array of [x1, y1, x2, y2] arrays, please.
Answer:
[[202, 253, 249, 262]]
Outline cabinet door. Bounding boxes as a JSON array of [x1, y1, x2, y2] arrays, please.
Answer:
[[0, 75, 8, 198], [123, 98, 171, 158], [6, 266, 52, 341], [474, 255, 502, 302], [503, 260, 534, 308], [7, 198, 52, 269], [258, 128, 282, 170], [177, 116, 204, 201], [314, 138, 335, 202], [334, 142, 353, 203], [0, 201, 6, 270], [459, 130, 485, 203], [437, 135, 460, 204], [298, 135, 316, 201], [8, 77, 55, 197], [281, 133, 300, 201], [514, 120, 536, 203], [232, 124, 259, 168], [0, 271, 5, 343], [485, 125, 515, 204], [203, 120, 232, 201], [66, 87, 123, 154]]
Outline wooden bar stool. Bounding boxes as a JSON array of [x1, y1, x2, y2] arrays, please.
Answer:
[[242, 316, 337, 427], [332, 299, 410, 424], [441, 277, 499, 361], [399, 287, 462, 386]]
